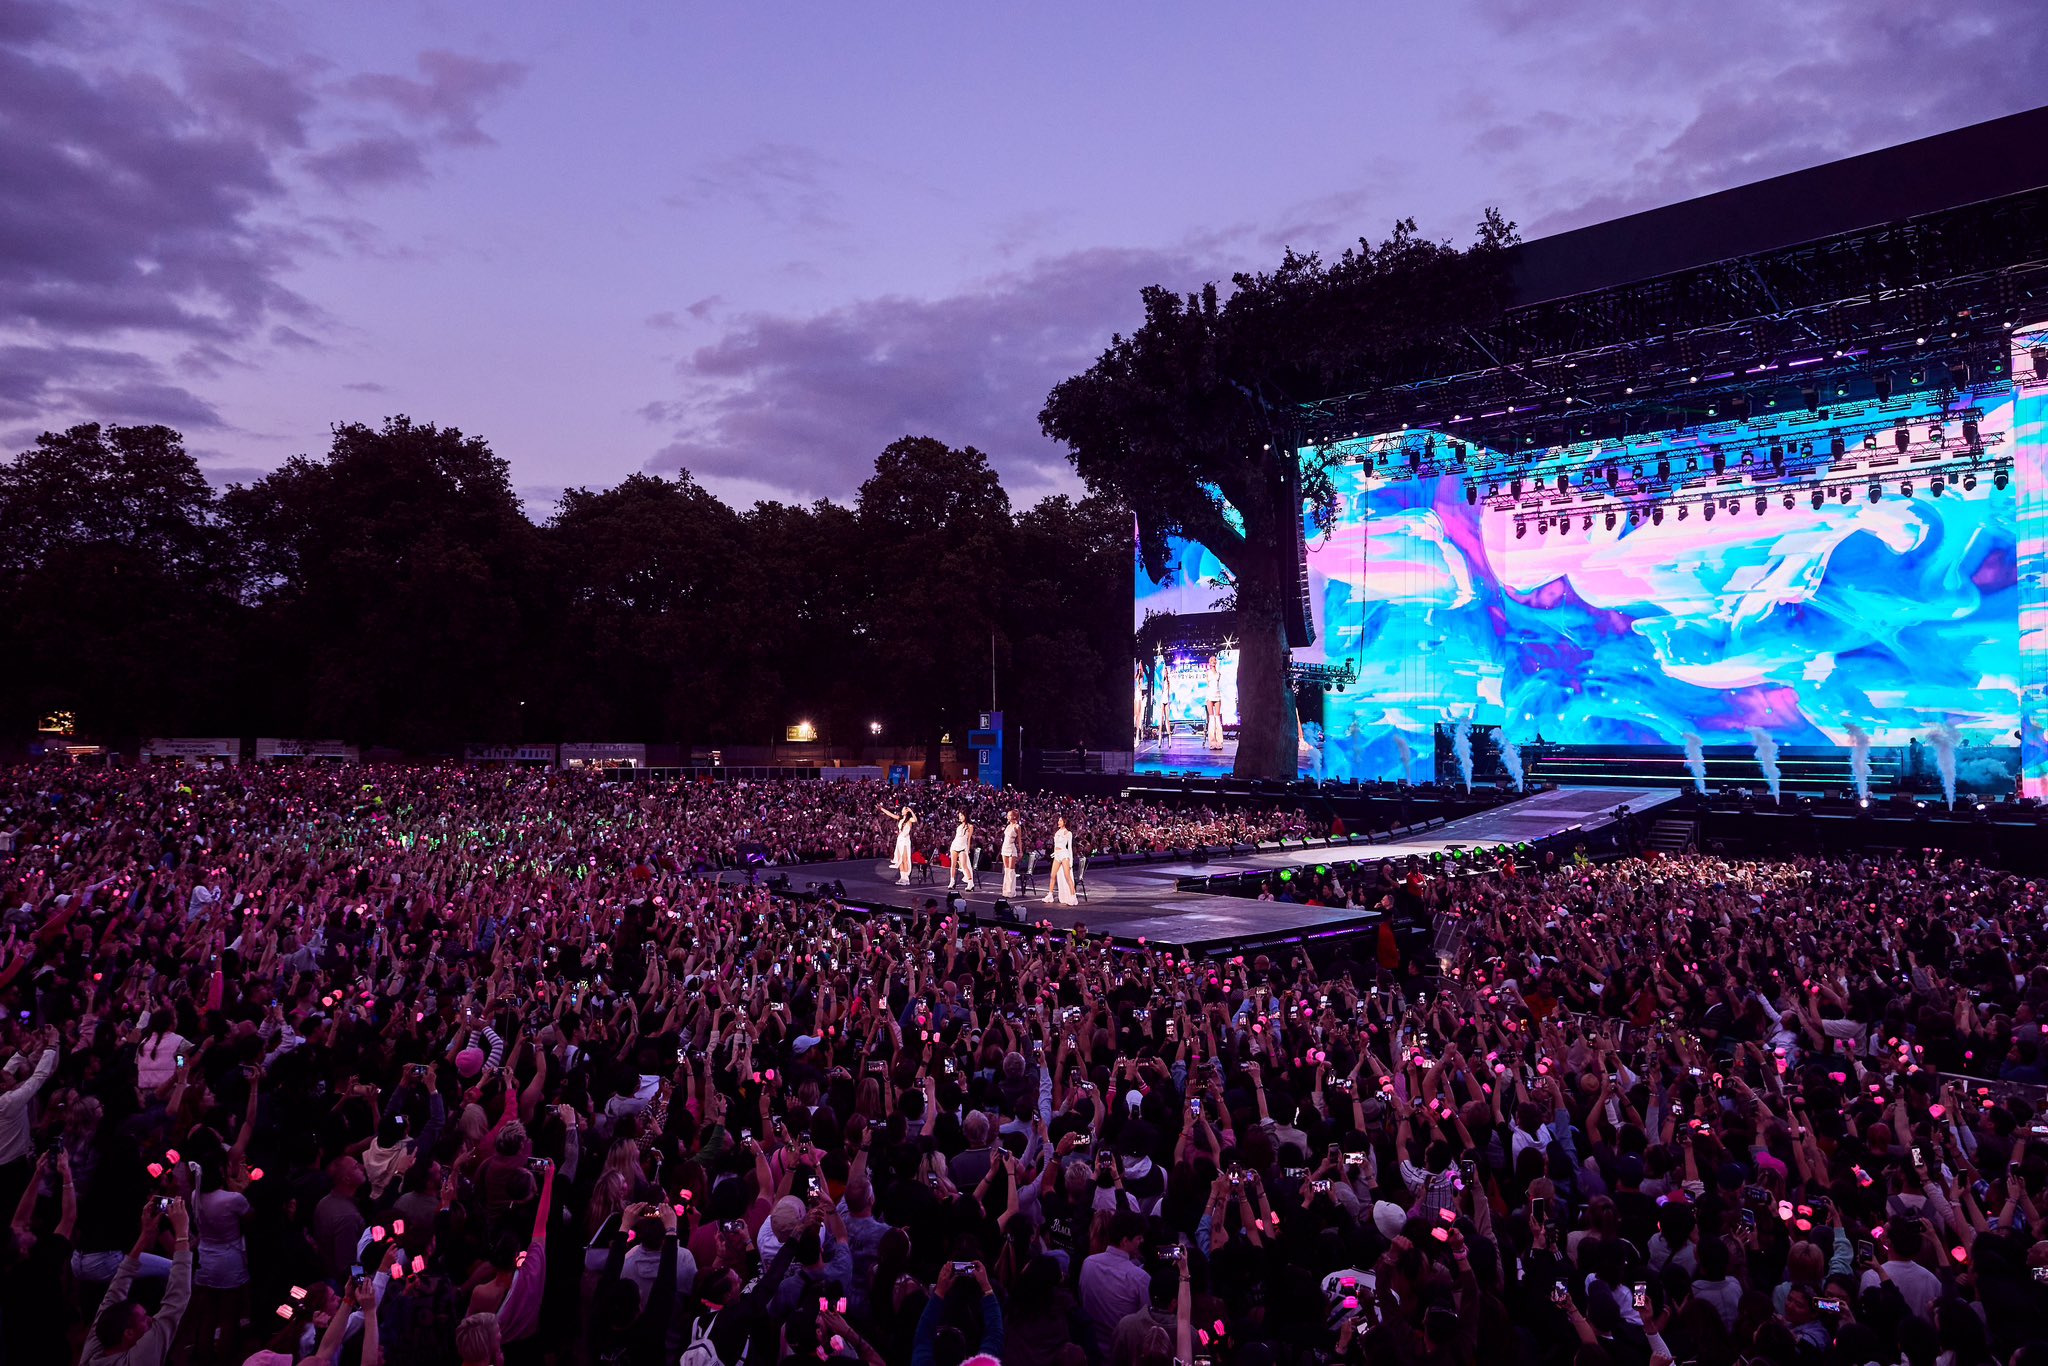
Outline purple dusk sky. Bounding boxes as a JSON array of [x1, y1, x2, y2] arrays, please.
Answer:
[[4, 0, 2044, 513]]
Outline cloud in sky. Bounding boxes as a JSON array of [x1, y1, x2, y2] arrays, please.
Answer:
[[1, 0, 2042, 505], [645, 246, 1208, 504], [0, 2, 520, 443]]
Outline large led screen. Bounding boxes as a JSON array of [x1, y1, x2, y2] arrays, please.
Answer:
[[1136, 353, 2048, 790]]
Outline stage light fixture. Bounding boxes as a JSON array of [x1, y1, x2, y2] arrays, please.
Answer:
[[1963, 473, 1977, 492], [1712, 450, 1726, 474], [1605, 466, 1618, 489], [1487, 482, 1499, 497], [1603, 510, 1615, 529], [1465, 483, 1477, 504], [1810, 488, 1825, 510], [1703, 503, 1715, 521], [1657, 459, 1671, 478], [2033, 345, 2048, 380], [1895, 427, 1910, 452], [1962, 419, 1980, 447], [1928, 424, 1945, 445], [1827, 434, 1844, 458], [1930, 477, 1944, 497], [1751, 495, 1763, 514], [1584, 514, 1595, 531], [1838, 486, 1851, 504], [1628, 509, 1641, 526], [1509, 478, 1522, 497], [1801, 385, 1819, 412], [1868, 482, 1881, 503], [1901, 479, 1913, 497], [1515, 521, 1526, 539], [1686, 455, 1698, 472], [1651, 507, 1664, 525], [1995, 467, 2010, 490], [1874, 372, 1893, 401], [1862, 433, 1878, 451], [1909, 367, 1925, 385], [1782, 492, 1795, 509], [1556, 472, 1570, 492], [1677, 506, 1689, 521]]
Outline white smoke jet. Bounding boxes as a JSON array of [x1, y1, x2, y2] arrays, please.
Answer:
[[1393, 731, 1413, 785], [1844, 723, 1873, 801], [1452, 719, 1474, 792], [1927, 721, 1960, 808], [1493, 728, 1525, 792], [1748, 726, 1781, 802], [1681, 733, 1708, 794]]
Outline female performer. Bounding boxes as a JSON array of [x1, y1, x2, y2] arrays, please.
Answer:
[[948, 810, 976, 891], [880, 802, 917, 885], [1045, 814, 1078, 907], [1000, 809, 1022, 897]]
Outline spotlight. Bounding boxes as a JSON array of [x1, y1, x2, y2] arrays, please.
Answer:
[[1755, 495, 1767, 514], [1895, 427, 1910, 452], [1838, 486, 1851, 504], [1772, 442, 1787, 470], [1810, 488, 1825, 510], [1868, 482, 1881, 503], [1465, 483, 1477, 505], [1962, 419, 1980, 447], [1628, 508, 1641, 526], [1602, 511, 1614, 530], [1862, 433, 1878, 451], [1657, 459, 1671, 478], [1783, 492, 1796, 509], [1582, 513, 1593, 531], [2033, 345, 2048, 380], [1928, 424, 1944, 445], [1556, 472, 1570, 492], [1651, 506, 1664, 525], [1712, 450, 1726, 474], [1686, 455, 1698, 472], [1930, 476, 1944, 497], [1605, 466, 1619, 489], [1515, 521, 1527, 539], [1963, 473, 1977, 492], [1901, 479, 1913, 497], [1948, 360, 1970, 389], [1677, 505, 1689, 521], [1995, 467, 2010, 491], [1826, 434, 1843, 458], [1487, 482, 1499, 496], [1704, 502, 1715, 521], [1509, 478, 1522, 497]]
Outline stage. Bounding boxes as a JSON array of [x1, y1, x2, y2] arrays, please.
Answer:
[[776, 785, 1677, 953]]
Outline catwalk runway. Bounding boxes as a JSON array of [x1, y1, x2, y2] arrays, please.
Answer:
[[778, 786, 1677, 953]]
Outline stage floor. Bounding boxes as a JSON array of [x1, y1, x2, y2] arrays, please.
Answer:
[[772, 786, 1676, 952]]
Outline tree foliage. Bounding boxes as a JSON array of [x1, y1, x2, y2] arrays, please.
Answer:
[[1040, 214, 1518, 777], [0, 419, 1130, 757]]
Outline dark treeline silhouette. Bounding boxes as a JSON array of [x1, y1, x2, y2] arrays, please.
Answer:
[[0, 418, 1130, 759]]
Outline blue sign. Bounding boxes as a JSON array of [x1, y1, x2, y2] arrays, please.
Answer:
[[887, 764, 909, 786]]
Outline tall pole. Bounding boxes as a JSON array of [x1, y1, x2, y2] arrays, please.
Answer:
[[990, 631, 998, 713]]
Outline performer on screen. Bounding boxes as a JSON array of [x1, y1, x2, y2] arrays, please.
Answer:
[[880, 802, 917, 885], [1044, 815, 1078, 906], [948, 810, 976, 891], [1205, 656, 1225, 752], [1001, 809, 1022, 896]]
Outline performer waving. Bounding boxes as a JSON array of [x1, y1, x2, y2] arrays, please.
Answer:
[[1000, 809, 1022, 897], [880, 802, 917, 885], [1045, 815, 1078, 907]]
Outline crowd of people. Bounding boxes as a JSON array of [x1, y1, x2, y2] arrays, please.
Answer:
[[0, 762, 2045, 1366]]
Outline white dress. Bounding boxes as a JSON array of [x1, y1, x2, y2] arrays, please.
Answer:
[[1001, 822, 1022, 895], [1047, 827, 1077, 906], [891, 818, 914, 878]]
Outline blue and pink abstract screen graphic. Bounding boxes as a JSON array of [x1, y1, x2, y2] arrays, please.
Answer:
[[1136, 346, 2048, 788]]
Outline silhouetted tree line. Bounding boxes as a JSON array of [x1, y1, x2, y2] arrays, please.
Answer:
[[0, 418, 1132, 760]]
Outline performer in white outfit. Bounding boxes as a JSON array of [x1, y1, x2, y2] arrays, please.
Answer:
[[948, 810, 975, 891], [1000, 810, 1022, 897], [1205, 657, 1225, 751], [1045, 815, 1078, 906], [880, 803, 917, 885]]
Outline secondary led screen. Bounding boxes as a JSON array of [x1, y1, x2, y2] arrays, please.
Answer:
[[1136, 365, 2048, 788]]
